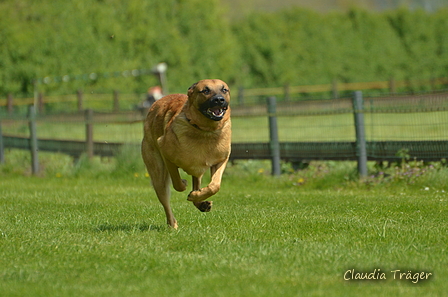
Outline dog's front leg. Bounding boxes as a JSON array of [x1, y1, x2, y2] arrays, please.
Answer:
[[208, 159, 228, 194], [188, 158, 229, 212], [188, 175, 212, 212], [192, 176, 201, 191]]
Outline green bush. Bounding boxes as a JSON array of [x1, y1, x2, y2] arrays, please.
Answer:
[[1, 1, 448, 97], [0, 0, 240, 96], [232, 7, 448, 89], [112, 144, 146, 177]]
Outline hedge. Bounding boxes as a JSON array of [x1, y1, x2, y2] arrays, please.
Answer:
[[0, 0, 447, 96]]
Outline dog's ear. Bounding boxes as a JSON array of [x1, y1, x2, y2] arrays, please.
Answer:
[[188, 82, 198, 97]]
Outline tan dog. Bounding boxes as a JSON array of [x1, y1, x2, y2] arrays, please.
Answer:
[[141, 79, 231, 229]]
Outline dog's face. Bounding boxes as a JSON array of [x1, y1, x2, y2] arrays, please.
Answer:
[[188, 79, 230, 121]]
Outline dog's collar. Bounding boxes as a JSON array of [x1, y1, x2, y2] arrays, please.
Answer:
[[185, 115, 223, 132], [185, 116, 203, 130]]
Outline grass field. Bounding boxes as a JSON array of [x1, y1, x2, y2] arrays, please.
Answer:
[[1, 152, 447, 297]]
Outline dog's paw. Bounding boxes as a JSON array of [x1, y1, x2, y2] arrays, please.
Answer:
[[194, 201, 213, 212]]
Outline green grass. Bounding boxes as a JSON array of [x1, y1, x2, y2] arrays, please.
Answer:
[[1, 154, 447, 296]]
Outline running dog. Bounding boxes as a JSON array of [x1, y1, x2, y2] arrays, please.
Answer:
[[141, 79, 231, 229]]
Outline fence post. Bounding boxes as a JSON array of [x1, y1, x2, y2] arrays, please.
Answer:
[[0, 119, 4, 164], [267, 96, 281, 176], [113, 90, 119, 112], [38, 92, 44, 114], [332, 79, 339, 99], [7, 93, 13, 115], [238, 87, 244, 106], [28, 105, 39, 175], [85, 109, 94, 159], [77, 89, 83, 112], [389, 77, 396, 94], [284, 83, 290, 102], [352, 91, 368, 177]]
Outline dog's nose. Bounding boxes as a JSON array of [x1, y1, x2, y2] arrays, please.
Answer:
[[212, 96, 226, 106]]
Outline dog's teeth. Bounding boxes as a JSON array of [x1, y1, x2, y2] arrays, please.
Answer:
[[208, 108, 224, 117]]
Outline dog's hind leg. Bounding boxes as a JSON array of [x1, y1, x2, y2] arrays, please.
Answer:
[[152, 171, 178, 229], [142, 142, 178, 229]]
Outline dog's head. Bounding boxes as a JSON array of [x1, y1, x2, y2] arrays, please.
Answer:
[[187, 79, 230, 121]]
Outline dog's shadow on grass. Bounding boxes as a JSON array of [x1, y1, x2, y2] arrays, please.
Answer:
[[95, 223, 166, 233]]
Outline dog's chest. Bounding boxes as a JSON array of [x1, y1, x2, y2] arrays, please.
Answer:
[[178, 131, 228, 172], [159, 122, 231, 177]]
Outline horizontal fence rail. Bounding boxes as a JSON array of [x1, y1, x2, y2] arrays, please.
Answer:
[[241, 78, 448, 97], [3, 77, 448, 114], [2, 135, 122, 157], [3, 136, 447, 162], [231, 141, 448, 162]]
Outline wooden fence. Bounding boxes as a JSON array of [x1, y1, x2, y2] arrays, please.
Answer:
[[2, 77, 448, 114], [237, 77, 448, 104], [0, 90, 132, 114], [1, 91, 447, 176]]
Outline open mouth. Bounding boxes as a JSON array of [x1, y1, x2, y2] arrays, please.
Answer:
[[206, 106, 227, 119], [199, 96, 229, 121], [200, 101, 228, 121]]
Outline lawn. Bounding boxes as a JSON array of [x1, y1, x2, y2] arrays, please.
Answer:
[[1, 159, 447, 296]]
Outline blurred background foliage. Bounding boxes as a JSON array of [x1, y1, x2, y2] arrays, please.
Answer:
[[1, 0, 448, 97]]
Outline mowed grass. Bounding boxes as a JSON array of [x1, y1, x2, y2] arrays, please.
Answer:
[[1, 171, 447, 297]]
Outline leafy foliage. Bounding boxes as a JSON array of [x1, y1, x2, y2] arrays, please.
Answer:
[[1, 1, 448, 97], [0, 0, 240, 96], [232, 7, 446, 88]]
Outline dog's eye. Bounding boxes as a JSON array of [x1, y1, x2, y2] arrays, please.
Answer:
[[221, 87, 229, 94], [201, 87, 211, 95]]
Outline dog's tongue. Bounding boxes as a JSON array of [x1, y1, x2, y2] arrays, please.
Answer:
[[210, 107, 223, 116]]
